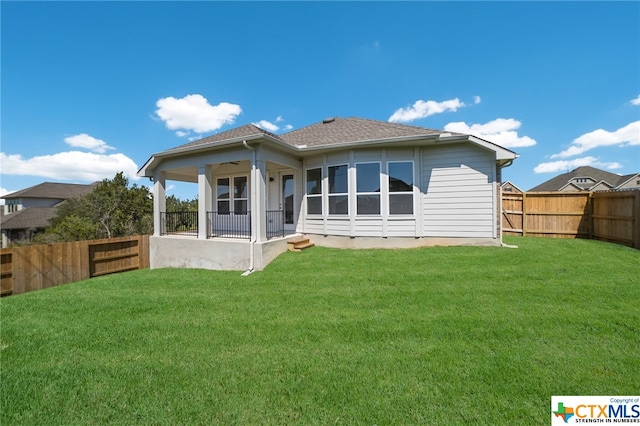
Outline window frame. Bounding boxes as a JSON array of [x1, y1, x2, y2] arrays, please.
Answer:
[[216, 174, 249, 215], [355, 162, 381, 216], [327, 163, 349, 215], [305, 167, 323, 216], [387, 161, 414, 216]]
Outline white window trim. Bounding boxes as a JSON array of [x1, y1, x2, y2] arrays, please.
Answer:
[[215, 174, 249, 214], [327, 163, 349, 216], [355, 161, 382, 216], [387, 160, 415, 217], [305, 166, 323, 216]]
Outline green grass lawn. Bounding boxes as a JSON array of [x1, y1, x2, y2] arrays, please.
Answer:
[[1, 237, 638, 425]]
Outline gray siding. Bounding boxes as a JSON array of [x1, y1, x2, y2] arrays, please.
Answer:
[[301, 145, 498, 239], [421, 145, 496, 238]]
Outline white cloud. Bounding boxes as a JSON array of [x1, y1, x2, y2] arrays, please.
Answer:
[[473, 96, 481, 104], [534, 156, 623, 174], [389, 98, 465, 123], [444, 118, 537, 148], [0, 151, 139, 182], [175, 131, 188, 137], [252, 116, 293, 133], [155, 94, 242, 133], [631, 95, 640, 106], [253, 120, 280, 132], [551, 121, 640, 159], [64, 133, 114, 153]]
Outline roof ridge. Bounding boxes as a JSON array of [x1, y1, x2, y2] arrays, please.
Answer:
[[344, 116, 449, 133]]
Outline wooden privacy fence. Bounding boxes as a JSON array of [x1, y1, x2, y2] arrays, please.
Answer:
[[502, 190, 640, 249], [0, 235, 150, 297]]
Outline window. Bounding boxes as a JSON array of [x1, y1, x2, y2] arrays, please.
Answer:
[[216, 176, 248, 214], [6, 199, 19, 213], [217, 178, 230, 214], [306, 168, 322, 215], [328, 164, 348, 214], [388, 162, 413, 215], [356, 163, 380, 214], [233, 176, 248, 214]]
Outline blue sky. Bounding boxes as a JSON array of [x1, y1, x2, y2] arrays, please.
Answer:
[[2, 1, 639, 200]]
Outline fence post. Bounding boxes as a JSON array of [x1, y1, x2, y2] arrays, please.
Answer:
[[588, 192, 594, 240], [522, 192, 527, 236], [634, 191, 640, 249]]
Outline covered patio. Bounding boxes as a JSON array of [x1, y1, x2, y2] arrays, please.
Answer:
[[138, 126, 304, 271]]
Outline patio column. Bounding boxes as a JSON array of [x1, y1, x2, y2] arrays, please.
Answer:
[[252, 159, 267, 243], [198, 165, 212, 239], [153, 172, 166, 236]]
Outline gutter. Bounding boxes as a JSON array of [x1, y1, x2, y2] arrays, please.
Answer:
[[241, 140, 256, 276]]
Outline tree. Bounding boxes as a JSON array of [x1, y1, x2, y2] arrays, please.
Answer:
[[44, 172, 153, 242], [166, 195, 198, 212]]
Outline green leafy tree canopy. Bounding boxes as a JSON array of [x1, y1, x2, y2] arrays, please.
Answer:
[[43, 172, 153, 242]]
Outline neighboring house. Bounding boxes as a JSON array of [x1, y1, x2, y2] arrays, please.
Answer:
[[0, 182, 98, 247], [529, 166, 640, 192], [501, 181, 524, 194], [138, 116, 518, 272]]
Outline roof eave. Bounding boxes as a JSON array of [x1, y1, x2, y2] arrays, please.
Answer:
[[296, 133, 443, 153], [616, 172, 640, 188], [137, 133, 298, 177]]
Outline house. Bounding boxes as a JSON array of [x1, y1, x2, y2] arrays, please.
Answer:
[[501, 181, 524, 194], [0, 182, 98, 247], [138, 116, 518, 272], [529, 166, 640, 192]]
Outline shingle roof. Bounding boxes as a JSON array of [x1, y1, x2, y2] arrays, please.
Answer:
[[164, 124, 281, 153], [0, 206, 58, 230], [158, 117, 451, 155], [1, 182, 98, 200], [529, 166, 628, 191], [279, 117, 448, 147]]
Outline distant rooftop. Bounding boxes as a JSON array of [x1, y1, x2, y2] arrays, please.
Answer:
[[529, 166, 636, 191], [1, 182, 99, 200]]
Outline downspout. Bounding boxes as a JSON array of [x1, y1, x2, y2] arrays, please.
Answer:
[[242, 140, 257, 275], [498, 158, 519, 248]]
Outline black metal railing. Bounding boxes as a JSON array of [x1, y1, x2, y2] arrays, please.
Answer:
[[161, 210, 286, 240], [207, 211, 251, 239], [266, 210, 285, 239], [161, 211, 198, 236]]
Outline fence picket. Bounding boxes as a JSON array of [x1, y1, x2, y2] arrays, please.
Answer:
[[502, 190, 639, 249], [0, 235, 150, 296]]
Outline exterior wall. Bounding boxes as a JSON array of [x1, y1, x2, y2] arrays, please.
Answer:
[[421, 144, 496, 238], [301, 144, 499, 240], [3, 197, 61, 213], [150, 236, 251, 270], [501, 182, 522, 194], [302, 148, 419, 238], [616, 175, 640, 190], [308, 235, 501, 249], [149, 234, 299, 271], [590, 182, 613, 192], [21, 198, 62, 208]]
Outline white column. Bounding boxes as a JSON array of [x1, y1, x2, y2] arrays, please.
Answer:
[[153, 172, 166, 236], [252, 159, 267, 243], [348, 151, 356, 237], [198, 165, 212, 239]]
